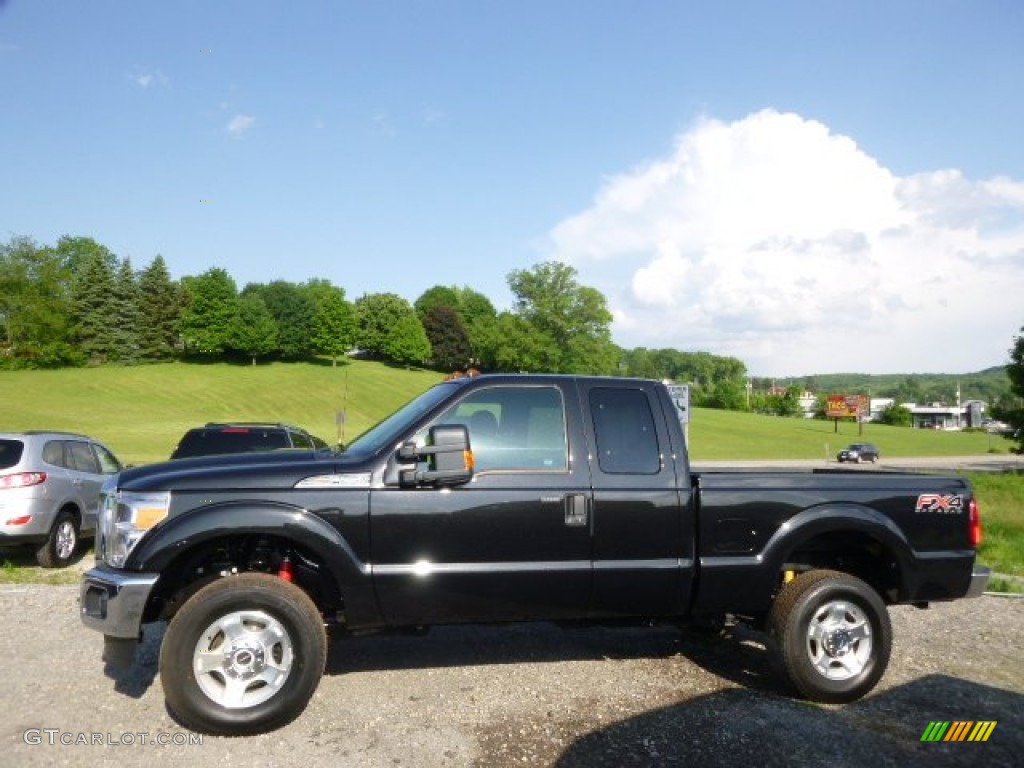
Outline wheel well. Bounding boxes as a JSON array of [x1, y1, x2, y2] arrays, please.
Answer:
[[782, 531, 901, 603], [58, 503, 81, 526], [143, 534, 343, 625]]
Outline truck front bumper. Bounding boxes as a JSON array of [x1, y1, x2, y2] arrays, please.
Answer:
[[80, 565, 159, 639], [965, 564, 991, 598]]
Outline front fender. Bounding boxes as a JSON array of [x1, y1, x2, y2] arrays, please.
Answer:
[[126, 500, 378, 625]]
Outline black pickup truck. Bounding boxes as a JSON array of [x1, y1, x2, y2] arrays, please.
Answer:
[[80, 374, 989, 735]]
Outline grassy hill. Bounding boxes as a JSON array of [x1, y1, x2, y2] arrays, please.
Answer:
[[0, 361, 1015, 465]]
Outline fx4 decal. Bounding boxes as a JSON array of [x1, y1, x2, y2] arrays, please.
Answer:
[[915, 493, 964, 514]]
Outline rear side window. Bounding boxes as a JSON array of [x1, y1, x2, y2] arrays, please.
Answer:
[[0, 439, 25, 470], [590, 388, 661, 475], [42, 440, 66, 467]]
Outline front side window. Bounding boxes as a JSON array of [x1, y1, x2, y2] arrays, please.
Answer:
[[423, 386, 568, 472], [66, 440, 101, 473], [93, 444, 122, 474], [590, 388, 661, 475]]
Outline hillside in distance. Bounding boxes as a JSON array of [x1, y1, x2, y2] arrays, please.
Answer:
[[769, 366, 1010, 404]]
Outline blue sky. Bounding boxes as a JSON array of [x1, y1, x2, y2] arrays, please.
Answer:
[[2, 1, 1022, 376]]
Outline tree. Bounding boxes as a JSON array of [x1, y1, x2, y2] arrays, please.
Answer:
[[55, 235, 117, 278], [110, 258, 141, 364], [414, 285, 461, 321], [230, 294, 278, 365], [422, 305, 472, 370], [0, 236, 79, 367], [306, 279, 355, 367], [71, 250, 118, 365], [385, 311, 432, 366], [877, 403, 913, 427], [242, 281, 316, 360], [136, 255, 182, 362], [503, 261, 617, 374], [180, 268, 239, 356], [1005, 325, 1024, 454], [355, 293, 417, 359]]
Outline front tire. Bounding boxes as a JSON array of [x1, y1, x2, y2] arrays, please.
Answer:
[[36, 511, 78, 568], [769, 570, 891, 703], [160, 573, 327, 735]]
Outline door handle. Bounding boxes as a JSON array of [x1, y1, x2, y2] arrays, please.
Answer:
[[564, 494, 588, 527]]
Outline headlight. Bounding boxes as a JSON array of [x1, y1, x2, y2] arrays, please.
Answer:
[[98, 484, 170, 568]]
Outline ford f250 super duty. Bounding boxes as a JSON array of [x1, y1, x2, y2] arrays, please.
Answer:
[[79, 374, 990, 735]]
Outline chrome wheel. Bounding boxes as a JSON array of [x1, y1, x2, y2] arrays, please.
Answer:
[[805, 600, 872, 680], [55, 519, 76, 560], [193, 610, 294, 709]]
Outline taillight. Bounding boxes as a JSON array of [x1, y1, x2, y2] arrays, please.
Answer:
[[0, 472, 47, 490], [968, 497, 982, 547], [5, 515, 32, 526]]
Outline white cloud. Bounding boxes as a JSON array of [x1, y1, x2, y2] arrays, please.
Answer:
[[547, 109, 1024, 375], [127, 69, 168, 89], [226, 114, 255, 137]]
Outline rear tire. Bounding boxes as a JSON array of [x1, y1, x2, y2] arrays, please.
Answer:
[[160, 573, 327, 735], [769, 570, 891, 703], [36, 511, 78, 568]]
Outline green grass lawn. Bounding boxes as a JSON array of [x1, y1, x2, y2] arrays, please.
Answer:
[[1, 360, 1016, 464], [0, 360, 441, 465], [1, 362, 1019, 586]]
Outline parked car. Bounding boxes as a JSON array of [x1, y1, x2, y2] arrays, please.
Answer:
[[169, 422, 329, 460], [0, 431, 123, 567], [837, 442, 880, 463]]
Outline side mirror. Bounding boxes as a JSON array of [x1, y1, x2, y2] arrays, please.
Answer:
[[398, 424, 474, 487]]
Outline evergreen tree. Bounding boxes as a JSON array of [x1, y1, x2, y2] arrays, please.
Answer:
[[110, 257, 141, 364], [136, 255, 182, 362], [71, 250, 118, 365]]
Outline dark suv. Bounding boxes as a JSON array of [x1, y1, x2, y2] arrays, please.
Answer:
[[170, 423, 329, 460], [837, 442, 880, 463]]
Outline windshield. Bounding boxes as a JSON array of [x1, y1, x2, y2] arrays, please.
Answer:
[[343, 382, 461, 458]]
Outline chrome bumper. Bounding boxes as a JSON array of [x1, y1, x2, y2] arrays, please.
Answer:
[[80, 565, 159, 639], [965, 564, 991, 598]]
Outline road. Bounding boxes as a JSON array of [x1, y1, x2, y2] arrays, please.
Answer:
[[1, 585, 1021, 767], [693, 454, 1024, 473]]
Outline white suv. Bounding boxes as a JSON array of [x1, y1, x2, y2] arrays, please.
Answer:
[[0, 432, 123, 567]]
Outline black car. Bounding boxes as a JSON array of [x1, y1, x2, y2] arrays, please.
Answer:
[[837, 442, 880, 463], [170, 423, 329, 460]]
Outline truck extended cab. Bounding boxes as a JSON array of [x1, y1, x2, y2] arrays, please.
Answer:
[[80, 374, 989, 735]]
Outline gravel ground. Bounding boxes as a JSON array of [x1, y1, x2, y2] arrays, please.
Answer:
[[1, 585, 1021, 768]]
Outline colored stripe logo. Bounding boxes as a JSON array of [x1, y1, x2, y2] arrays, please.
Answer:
[[921, 721, 997, 742]]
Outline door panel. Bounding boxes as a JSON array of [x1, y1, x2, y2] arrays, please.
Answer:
[[371, 383, 595, 624], [579, 381, 694, 617]]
